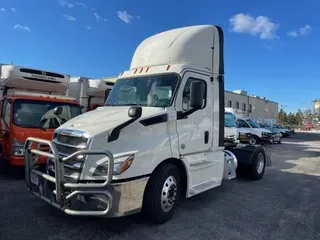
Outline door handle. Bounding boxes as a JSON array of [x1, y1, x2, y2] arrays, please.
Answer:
[[204, 131, 209, 144]]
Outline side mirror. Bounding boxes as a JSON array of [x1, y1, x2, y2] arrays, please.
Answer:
[[53, 106, 63, 116], [128, 106, 142, 119], [190, 81, 205, 109]]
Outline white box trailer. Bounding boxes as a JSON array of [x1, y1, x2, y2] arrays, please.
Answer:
[[0, 64, 70, 97], [24, 25, 272, 224], [68, 76, 117, 112]]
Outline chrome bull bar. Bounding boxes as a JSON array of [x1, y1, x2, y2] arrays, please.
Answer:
[[24, 137, 115, 216]]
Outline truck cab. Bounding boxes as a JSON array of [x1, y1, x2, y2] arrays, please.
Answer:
[[68, 77, 117, 112], [24, 25, 271, 224], [236, 117, 272, 144], [0, 64, 82, 171]]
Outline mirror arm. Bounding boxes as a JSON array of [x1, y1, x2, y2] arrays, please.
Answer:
[[178, 107, 199, 119]]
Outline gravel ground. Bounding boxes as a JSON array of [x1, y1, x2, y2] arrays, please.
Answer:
[[1, 132, 320, 240]]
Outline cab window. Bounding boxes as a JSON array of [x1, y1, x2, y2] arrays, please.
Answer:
[[236, 119, 250, 128]]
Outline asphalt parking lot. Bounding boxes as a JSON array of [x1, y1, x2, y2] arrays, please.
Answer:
[[1, 132, 320, 240]]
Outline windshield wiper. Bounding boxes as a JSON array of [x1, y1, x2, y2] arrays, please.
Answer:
[[16, 124, 38, 128]]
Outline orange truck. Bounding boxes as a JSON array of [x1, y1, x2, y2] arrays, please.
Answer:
[[0, 64, 82, 172], [68, 76, 117, 112]]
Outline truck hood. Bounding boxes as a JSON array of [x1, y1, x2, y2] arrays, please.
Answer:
[[56, 106, 166, 136]]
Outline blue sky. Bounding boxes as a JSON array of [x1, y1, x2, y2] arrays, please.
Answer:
[[0, 0, 319, 113]]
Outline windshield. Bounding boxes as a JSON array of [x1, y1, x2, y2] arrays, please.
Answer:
[[246, 119, 261, 128], [224, 112, 236, 127], [13, 99, 82, 129], [106, 74, 179, 107]]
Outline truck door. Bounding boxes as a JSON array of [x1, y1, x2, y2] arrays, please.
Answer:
[[175, 71, 224, 193], [174, 71, 213, 156]]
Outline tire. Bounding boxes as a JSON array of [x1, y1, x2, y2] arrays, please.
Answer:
[[142, 163, 181, 224], [277, 140, 282, 144], [251, 135, 259, 145], [0, 147, 9, 174], [243, 146, 266, 181]]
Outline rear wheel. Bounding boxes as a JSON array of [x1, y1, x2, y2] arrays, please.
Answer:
[[277, 139, 282, 144], [142, 163, 181, 224], [241, 147, 266, 181]]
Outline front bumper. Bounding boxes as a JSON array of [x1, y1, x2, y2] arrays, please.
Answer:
[[260, 134, 272, 143], [24, 137, 148, 217], [238, 132, 252, 143]]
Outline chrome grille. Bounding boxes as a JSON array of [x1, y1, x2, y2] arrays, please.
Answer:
[[48, 129, 92, 182]]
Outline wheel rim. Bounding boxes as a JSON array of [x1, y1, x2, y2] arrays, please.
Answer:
[[161, 175, 178, 212], [256, 152, 265, 174], [251, 138, 257, 144]]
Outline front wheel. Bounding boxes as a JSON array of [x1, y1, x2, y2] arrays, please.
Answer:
[[142, 163, 181, 224], [251, 135, 259, 145]]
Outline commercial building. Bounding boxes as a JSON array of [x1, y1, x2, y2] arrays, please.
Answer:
[[225, 90, 278, 120]]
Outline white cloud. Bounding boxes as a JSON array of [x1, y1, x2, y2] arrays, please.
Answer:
[[92, 8, 96, 11], [75, 2, 88, 9], [63, 14, 76, 21], [14, 24, 31, 32], [287, 31, 298, 37], [10, 8, 16, 13], [58, 0, 74, 8], [0, 8, 5, 12], [299, 24, 312, 36], [117, 10, 133, 24], [86, 25, 92, 30], [287, 24, 312, 37], [93, 12, 107, 22], [136, 16, 140, 20], [229, 13, 279, 40]]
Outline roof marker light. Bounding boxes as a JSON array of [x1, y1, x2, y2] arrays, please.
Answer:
[[145, 67, 149, 73], [134, 69, 138, 74], [166, 65, 171, 71], [139, 68, 144, 73], [120, 72, 124, 77]]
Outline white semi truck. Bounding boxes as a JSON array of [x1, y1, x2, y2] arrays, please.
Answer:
[[68, 77, 117, 112], [24, 25, 272, 224]]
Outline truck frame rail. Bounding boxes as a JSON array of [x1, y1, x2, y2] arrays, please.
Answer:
[[24, 137, 115, 216]]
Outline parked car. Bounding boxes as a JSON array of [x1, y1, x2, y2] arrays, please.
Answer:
[[236, 118, 272, 144], [284, 125, 295, 135], [264, 126, 282, 144], [272, 124, 291, 137], [305, 124, 313, 131]]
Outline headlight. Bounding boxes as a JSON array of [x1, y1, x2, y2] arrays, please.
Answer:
[[12, 138, 24, 156], [113, 154, 135, 175], [93, 154, 135, 176]]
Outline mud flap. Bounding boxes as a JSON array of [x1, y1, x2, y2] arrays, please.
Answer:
[[266, 154, 272, 167]]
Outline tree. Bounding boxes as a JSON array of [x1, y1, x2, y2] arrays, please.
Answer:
[[278, 108, 287, 124], [287, 112, 297, 125], [303, 108, 313, 124], [295, 109, 303, 125]]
